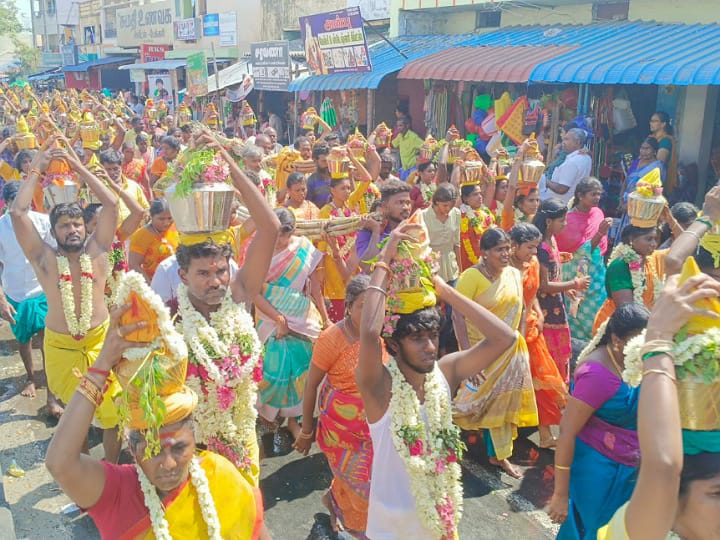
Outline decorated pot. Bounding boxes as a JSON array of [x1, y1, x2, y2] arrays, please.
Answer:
[[43, 181, 79, 208], [165, 182, 235, 234], [520, 153, 546, 185], [678, 376, 720, 431], [627, 192, 666, 228]]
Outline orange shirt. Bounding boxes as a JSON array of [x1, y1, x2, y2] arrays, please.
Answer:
[[128, 225, 178, 279], [150, 156, 168, 178]]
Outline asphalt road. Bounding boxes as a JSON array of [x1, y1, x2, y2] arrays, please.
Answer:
[[0, 328, 558, 539]]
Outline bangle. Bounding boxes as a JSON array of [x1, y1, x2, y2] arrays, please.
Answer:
[[88, 366, 110, 378], [554, 464, 570, 471], [642, 368, 677, 383], [76, 376, 105, 407], [696, 215, 714, 228], [366, 285, 387, 296], [371, 261, 391, 273], [639, 339, 675, 360], [28, 168, 43, 177], [680, 229, 702, 242], [298, 430, 314, 440]]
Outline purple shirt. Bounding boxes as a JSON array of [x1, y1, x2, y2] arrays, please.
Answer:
[[306, 172, 330, 208], [356, 225, 391, 260]]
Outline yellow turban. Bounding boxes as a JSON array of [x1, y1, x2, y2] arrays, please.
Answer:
[[178, 229, 235, 249], [392, 277, 438, 315], [128, 385, 198, 431]]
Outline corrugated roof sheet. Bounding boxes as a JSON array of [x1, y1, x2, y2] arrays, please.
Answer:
[[397, 45, 576, 83], [287, 34, 475, 91], [62, 56, 135, 72]]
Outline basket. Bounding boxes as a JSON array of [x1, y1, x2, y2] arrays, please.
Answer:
[[462, 161, 487, 185], [627, 192, 666, 227], [80, 123, 100, 147], [328, 147, 350, 179], [292, 160, 317, 174]]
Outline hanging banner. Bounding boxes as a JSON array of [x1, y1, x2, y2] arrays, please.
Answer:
[[218, 12, 237, 47], [299, 6, 371, 75], [186, 52, 208, 97], [251, 41, 291, 92], [116, 0, 173, 47], [149, 74, 173, 105]]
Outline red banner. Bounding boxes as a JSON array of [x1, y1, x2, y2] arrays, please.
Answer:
[[140, 45, 170, 63]]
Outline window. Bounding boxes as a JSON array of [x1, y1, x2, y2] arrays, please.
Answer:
[[476, 9, 501, 29], [47, 0, 56, 15], [592, 1, 629, 21]]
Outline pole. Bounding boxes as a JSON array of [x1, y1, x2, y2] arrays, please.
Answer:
[[211, 42, 223, 129], [361, 17, 407, 59]]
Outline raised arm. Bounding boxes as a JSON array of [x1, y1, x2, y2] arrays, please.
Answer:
[[63, 148, 119, 253], [665, 185, 720, 276], [46, 304, 147, 509], [198, 131, 279, 302], [103, 168, 146, 241], [364, 144, 381, 182], [9, 142, 55, 265], [624, 274, 720, 539], [437, 278, 515, 391]]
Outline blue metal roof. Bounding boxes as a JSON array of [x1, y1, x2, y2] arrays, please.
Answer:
[[288, 34, 475, 92], [62, 56, 135, 72], [460, 21, 720, 85]]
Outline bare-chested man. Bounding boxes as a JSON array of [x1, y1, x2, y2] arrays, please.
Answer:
[[10, 136, 123, 462]]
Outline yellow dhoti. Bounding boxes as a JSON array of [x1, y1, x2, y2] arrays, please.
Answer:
[[44, 319, 120, 429]]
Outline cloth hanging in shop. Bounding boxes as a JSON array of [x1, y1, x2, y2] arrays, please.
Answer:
[[320, 98, 337, 128]]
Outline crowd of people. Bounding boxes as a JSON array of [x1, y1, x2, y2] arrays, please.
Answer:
[[0, 83, 718, 540]]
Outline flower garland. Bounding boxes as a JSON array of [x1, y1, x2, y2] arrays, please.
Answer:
[[362, 183, 378, 213], [607, 243, 661, 304], [136, 457, 221, 540], [105, 239, 129, 305], [419, 182, 436, 207], [622, 328, 720, 388], [330, 203, 357, 261], [387, 358, 464, 539], [177, 284, 263, 475], [57, 254, 94, 340], [459, 204, 493, 265]]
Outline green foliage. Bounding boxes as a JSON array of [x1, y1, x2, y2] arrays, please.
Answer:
[[0, 0, 23, 36], [173, 148, 216, 198]]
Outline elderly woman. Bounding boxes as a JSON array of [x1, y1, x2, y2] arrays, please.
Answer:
[[242, 144, 273, 196], [255, 208, 329, 439]]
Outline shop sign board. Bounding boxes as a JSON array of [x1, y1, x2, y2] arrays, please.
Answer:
[[175, 18, 201, 41], [117, 0, 173, 47], [61, 44, 78, 66], [251, 40, 291, 92], [186, 51, 208, 97], [218, 12, 237, 47], [299, 6, 371, 76], [140, 44, 169, 63], [203, 14, 219, 37]]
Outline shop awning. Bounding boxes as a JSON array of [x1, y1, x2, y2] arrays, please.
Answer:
[[118, 59, 187, 71], [528, 22, 720, 85], [205, 60, 251, 93], [28, 67, 64, 81], [398, 45, 577, 83], [288, 34, 475, 92], [62, 56, 135, 72]]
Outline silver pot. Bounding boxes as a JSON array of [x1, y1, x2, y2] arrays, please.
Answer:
[[43, 182, 79, 209], [165, 182, 235, 234]]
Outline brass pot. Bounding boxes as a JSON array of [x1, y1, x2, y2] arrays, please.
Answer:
[[520, 154, 546, 185]]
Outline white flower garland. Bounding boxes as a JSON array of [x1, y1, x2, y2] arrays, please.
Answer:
[[57, 254, 94, 339], [607, 243, 662, 304], [387, 358, 463, 539], [136, 457, 221, 540], [177, 284, 263, 474], [115, 271, 187, 363], [622, 327, 720, 387]]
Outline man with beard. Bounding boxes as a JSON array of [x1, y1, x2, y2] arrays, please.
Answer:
[[306, 142, 331, 208], [10, 137, 124, 462], [98, 149, 148, 226], [356, 179, 412, 266], [357, 223, 515, 538], [173, 131, 280, 485]]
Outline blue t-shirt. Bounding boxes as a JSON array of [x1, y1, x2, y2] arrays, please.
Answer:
[[306, 172, 331, 208]]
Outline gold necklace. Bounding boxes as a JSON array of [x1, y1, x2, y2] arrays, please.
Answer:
[[606, 345, 624, 377], [480, 260, 499, 282]]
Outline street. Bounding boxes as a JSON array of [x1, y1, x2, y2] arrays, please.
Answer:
[[0, 326, 558, 539]]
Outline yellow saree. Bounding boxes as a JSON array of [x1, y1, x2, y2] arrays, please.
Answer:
[[452, 266, 538, 460], [123, 452, 263, 540]]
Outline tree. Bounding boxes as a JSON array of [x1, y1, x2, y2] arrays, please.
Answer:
[[0, 0, 39, 78]]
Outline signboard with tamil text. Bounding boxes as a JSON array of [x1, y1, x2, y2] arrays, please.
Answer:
[[174, 17, 201, 41], [299, 7, 371, 76], [251, 41, 291, 92], [186, 52, 208, 98], [116, 0, 173, 47], [140, 44, 169, 63]]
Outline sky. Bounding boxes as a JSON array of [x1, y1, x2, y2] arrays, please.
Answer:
[[17, 0, 32, 29]]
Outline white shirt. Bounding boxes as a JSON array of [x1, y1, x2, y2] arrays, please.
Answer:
[[151, 254, 239, 303], [0, 212, 54, 302], [366, 371, 451, 539], [541, 150, 592, 205]]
